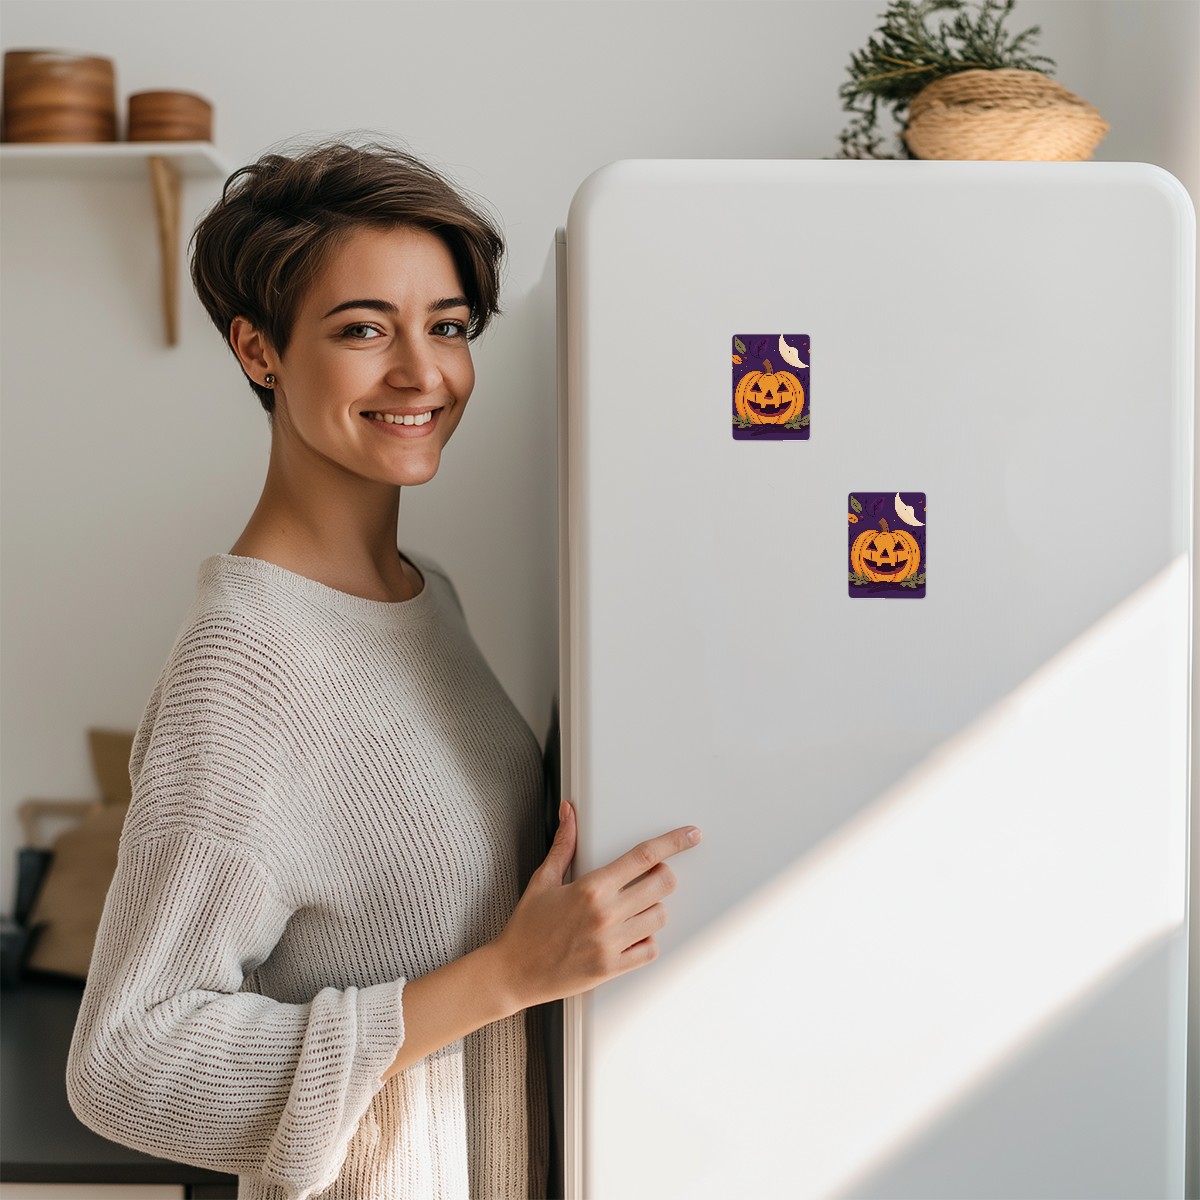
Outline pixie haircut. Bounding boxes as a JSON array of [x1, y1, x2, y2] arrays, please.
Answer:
[[190, 140, 506, 414]]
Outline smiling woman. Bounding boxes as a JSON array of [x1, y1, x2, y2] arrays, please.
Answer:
[[63, 140, 700, 1200], [188, 143, 502, 601]]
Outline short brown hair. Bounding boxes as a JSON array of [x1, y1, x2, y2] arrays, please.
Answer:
[[189, 139, 506, 414]]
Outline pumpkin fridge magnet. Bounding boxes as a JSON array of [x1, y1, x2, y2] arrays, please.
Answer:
[[849, 492, 926, 598], [732, 334, 810, 440]]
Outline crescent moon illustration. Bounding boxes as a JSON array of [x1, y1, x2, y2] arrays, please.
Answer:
[[895, 493, 924, 526], [778, 335, 808, 370]]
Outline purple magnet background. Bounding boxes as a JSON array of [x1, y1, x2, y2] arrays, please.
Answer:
[[848, 492, 927, 599], [732, 334, 810, 441]]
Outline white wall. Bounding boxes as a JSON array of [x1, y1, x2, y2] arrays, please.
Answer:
[[2, 0, 1197, 1185], [0, 0, 911, 891]]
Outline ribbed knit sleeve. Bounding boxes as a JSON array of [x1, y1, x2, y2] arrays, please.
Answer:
[[66, 596, 407, 1198], [68, 833, 405, 1198]]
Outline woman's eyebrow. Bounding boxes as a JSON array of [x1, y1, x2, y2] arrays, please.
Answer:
[[321, 296, 471, 319], [322, 298, 397, 319], [428, 296, 472, 313]]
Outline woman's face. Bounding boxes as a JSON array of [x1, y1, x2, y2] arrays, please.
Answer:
[[268, 224, 475, 489]]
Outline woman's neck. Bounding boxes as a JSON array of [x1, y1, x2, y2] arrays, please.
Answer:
[[230, 447, 418, 604]]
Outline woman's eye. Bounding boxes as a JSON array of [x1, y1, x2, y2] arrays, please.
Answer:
[[432, 320, 468, 339], [343, 323, 381, 340]]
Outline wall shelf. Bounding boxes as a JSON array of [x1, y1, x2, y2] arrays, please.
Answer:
[[0, 142, 232, 345], [0, 141, 230, 179]]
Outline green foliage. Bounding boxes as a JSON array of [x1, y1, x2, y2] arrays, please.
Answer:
[[835, 0, 1055, 159], [850, 569, 926, 588]]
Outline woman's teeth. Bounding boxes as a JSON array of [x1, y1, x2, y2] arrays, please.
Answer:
[[365, 410, 433, 426]]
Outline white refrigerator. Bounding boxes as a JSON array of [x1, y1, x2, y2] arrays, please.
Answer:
[[555, 160, 1194, 1199]]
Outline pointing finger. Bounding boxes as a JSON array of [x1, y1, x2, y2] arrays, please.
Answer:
[[598, 826, 701, 891]]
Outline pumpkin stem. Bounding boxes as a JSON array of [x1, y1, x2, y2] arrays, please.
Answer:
[[762, 359, 773, 373], [878, 518, 890, 533]]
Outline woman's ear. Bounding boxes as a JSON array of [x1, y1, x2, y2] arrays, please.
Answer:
[[229, 317, 275, 388]]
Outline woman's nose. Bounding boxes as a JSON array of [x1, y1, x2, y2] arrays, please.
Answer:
[[384, 336, 443, 394]]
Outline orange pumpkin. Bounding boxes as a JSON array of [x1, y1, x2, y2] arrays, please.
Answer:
[[850, 517, 921, 582], [734, 358, 805, 425]]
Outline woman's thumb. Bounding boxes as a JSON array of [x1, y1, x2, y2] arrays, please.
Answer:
[[537, 800, 577, 885]]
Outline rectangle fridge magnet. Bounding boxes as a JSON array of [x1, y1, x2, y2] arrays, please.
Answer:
[[732, 334, 810, 441], [849, 492, 926, 598]]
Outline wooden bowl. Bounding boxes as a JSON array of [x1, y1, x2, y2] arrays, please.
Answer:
[[127, 90, 212, 143], [2, 49, 117, 142]]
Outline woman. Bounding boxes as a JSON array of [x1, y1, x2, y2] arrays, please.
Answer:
[[67, 141, 700, 1200]]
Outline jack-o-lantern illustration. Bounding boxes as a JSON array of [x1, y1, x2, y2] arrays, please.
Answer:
[[734, 358, 805, 425], [850, 517, 921, 582]]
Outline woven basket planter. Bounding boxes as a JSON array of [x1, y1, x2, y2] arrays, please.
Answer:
[[903, 68, 1108, 161]]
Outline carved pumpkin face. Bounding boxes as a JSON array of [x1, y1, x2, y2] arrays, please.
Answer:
[[851, 518, 921, 582], [734, 358, 805, 425]]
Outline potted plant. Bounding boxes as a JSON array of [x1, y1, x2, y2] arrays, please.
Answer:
[[836, 0, 1108, 161]]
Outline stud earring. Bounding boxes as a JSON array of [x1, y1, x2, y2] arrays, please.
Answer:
[[263, 373, 276, 388]]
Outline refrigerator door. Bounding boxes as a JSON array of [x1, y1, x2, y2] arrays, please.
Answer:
[[559, 160, 1193, 1200]]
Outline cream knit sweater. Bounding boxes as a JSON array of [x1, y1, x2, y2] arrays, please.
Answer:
[[67, 553, 549, 1199]]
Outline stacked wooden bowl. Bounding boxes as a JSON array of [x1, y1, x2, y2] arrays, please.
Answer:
[[2, 49, 118, 142], [127, 90, 212, 143], [2, 50, 214, 144]]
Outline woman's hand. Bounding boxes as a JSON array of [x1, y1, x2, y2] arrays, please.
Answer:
[[381, 802, 700, 1079], [490, 801, 702, 1012]]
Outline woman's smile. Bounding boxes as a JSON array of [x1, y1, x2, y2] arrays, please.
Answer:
[[361, 407, 441, 435]]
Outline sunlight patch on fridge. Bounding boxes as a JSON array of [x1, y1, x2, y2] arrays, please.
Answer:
[[590, 555, 1188, 1198]]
